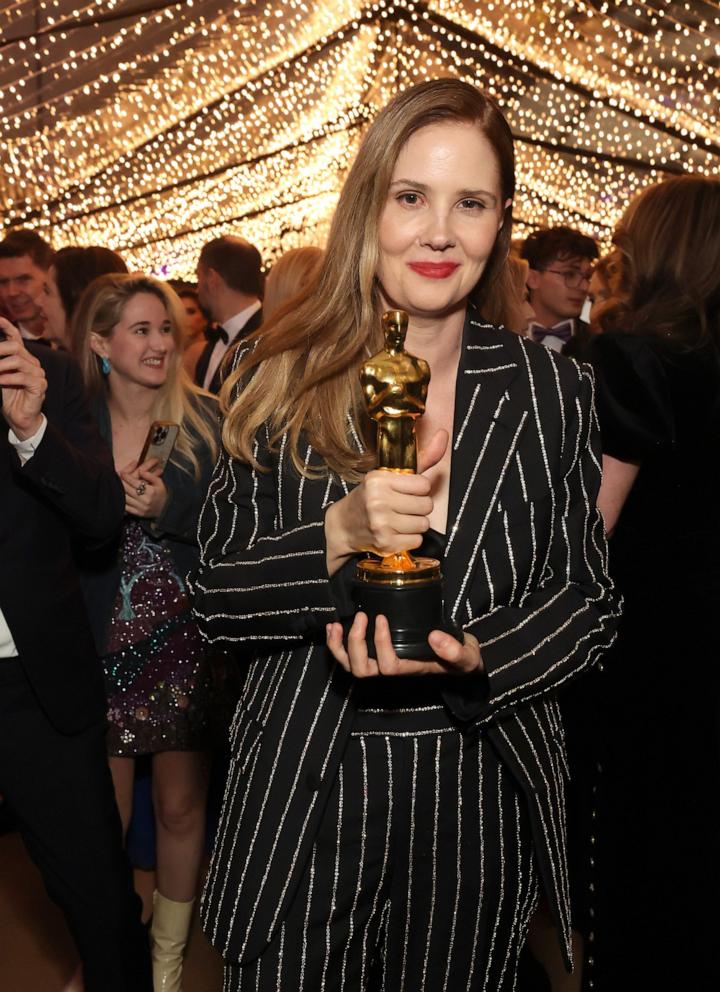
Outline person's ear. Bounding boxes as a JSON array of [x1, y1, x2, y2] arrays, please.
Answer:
[[526, 267, 542, 291], [498, 198, 513, 233], [89, 331, 109, 358], [206, 267, 223, 293]]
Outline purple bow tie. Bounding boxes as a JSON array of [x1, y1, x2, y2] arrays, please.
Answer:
[[529, 320, 574, 344]]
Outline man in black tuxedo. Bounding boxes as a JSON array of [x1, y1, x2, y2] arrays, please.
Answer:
[[194, 235, 264, 394], [0, 319, 151, 990], [520, 226, 598, 360]]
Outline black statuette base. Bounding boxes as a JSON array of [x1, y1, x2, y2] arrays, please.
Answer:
[[350, 576, 462, 661]]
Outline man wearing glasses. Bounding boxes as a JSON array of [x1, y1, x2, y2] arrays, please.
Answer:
[[520, 226, 599, 358]]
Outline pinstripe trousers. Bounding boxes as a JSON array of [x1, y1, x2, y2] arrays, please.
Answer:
[[223, 708, 539, 992]]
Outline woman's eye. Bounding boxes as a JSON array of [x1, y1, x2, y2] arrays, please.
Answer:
[[459, 198, 486, 210], [397, 192, 421, 206]]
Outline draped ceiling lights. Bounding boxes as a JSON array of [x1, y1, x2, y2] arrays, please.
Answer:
[[0, 0, 718, 277]]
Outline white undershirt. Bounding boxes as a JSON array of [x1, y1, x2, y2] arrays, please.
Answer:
[[202, 300, 261, 390], [0, 416, 48, 658]]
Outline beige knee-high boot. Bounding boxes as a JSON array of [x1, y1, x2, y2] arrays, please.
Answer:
[[150, 891, 195, 992]]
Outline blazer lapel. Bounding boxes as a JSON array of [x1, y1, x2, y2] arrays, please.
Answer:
[[443, 314, 528, 623], [194, 338, 214, 389], [209, 308, 264, 394]]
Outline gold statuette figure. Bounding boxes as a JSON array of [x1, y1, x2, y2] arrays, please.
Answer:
[[358, 309, 440, 582], [352, 310, 457, 660]]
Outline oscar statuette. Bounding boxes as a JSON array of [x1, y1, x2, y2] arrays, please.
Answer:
[[352, 309, 461, 660]]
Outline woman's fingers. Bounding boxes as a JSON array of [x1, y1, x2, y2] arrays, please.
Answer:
[[428, 629, 483, 674], [137, 457, 160, 475], [120, 476, 140, 497], [374, 615, 407, 676], [346, 613, 379, 677], [325, 622, 350, 670], [383, 493, 434, 517], [362, 472, 433, 553], [326, 615, 379, 678], [366, 469, 431, 498], [138, 468, 162, 487], [417, 428, 449, 474], [328, 613, 481, 678], [372, 617, 449, 675]]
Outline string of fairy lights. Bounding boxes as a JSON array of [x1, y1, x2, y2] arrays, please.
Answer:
[[0, 0, 718, 277]]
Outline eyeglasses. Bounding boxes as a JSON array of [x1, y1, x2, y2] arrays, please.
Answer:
[[540, 268, 592, 289]]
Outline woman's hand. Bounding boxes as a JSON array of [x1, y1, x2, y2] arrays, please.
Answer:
[[119, 457, 169, 518], [0, 318, 47, 440], [326, 613, 483, 678], [325, 428, 448, 575]]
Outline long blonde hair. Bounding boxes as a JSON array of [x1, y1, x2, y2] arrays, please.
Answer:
[[71, 273, 218, 477], [263, 246, 325, 324], [600, 176, 720, 346], [222, 78, 516, 480]]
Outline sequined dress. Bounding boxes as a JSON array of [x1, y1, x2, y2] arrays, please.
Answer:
[[103, 519, 210, 757]]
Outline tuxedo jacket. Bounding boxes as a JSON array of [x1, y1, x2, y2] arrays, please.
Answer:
[[191, 314, 621, 966], [194, 308, 264, 395], [0, 345, 124, 734]]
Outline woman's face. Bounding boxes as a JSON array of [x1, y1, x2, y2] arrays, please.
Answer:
[[92, 292, 176, 389], [376, 121, 509, 321], [180, 294, 207, 342], [38, 265, 68, 345]]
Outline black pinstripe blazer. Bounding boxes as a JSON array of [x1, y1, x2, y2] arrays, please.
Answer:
[[191, 312, 621, 966]]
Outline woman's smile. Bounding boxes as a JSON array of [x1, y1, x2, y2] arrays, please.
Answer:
[[407, 261, 461, 279]]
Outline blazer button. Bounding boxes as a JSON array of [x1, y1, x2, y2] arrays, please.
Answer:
[[305, 771, 320, 792]]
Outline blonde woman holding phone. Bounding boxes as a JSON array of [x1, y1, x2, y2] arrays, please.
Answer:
[[72, 273, 219, 992]]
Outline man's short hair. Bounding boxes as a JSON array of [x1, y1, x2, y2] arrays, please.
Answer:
[[199, 236, 263, 298], [0, 229, 54, 270], [520, 226, 598, 271]]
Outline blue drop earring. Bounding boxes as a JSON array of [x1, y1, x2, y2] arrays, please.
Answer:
[[101, 356, 111, 375]]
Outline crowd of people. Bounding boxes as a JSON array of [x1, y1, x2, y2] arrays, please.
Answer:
[[0, 76, 717, 992]]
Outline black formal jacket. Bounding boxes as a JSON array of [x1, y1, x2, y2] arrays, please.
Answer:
[[194, 308, 264, 395], [0, 345, 124, 734], [190, 313, 621, 966]]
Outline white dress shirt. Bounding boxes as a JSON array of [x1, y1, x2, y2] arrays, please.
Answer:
[[0, 416, 48, 658], [203, 300, 262, 391]]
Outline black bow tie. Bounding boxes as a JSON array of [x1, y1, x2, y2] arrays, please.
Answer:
[[529, 320, 574, 344], [205, 325, 228, 345]]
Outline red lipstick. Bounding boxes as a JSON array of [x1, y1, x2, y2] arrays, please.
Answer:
[[408, 261, 460, 279]]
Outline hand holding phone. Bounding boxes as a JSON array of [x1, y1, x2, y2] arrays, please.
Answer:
[[0, 318, 47, 439], [119, 421, 179, 518], [120, 456, 169, 519]]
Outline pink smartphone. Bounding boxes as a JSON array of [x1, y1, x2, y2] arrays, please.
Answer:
[[138, 421, 180, 475]]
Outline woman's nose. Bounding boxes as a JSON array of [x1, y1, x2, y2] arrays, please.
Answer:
[[419, 209, 456, 250]]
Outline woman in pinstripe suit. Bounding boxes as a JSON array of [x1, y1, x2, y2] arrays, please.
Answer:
[[190, 79, 620, 991]]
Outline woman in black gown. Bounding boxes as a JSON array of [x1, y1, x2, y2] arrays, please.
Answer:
[[590, 175, 720, 990]]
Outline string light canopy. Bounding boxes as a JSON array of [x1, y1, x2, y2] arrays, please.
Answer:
[[0, 0, 718, 277]]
